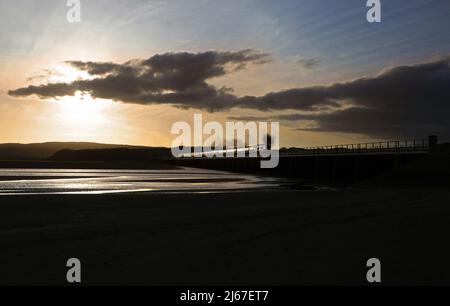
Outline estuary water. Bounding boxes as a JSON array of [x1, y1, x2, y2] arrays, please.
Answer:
[[0, 168, 281, 195]]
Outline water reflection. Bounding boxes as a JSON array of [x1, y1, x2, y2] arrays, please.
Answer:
[[0, 168, 281, 195]]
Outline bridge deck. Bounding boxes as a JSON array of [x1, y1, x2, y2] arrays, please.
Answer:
[[177, 138, 433, 159]]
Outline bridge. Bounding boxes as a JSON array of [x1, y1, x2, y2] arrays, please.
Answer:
[[171, 136, 437, 185], [281, 138, 432, 156]]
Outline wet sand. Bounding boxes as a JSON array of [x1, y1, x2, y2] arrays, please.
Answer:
[[0, 188, 449, 285]]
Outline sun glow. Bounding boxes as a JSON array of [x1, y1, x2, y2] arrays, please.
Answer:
[[47, 64, 93, 83], [43, 63, 111, 131], [52, 91, 112, 132]]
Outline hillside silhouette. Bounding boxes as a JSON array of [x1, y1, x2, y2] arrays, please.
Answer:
[[0, 142, 147, 160], [51, 147, 172, 161]]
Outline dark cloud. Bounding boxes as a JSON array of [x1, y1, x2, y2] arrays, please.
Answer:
[[8, 52, 450, 138], [9, 50, 271, 111], [231, 58, 450, 138], [65, 60, 138, 76], [237, 87, 341, 111], [9, 82, 77, 98]]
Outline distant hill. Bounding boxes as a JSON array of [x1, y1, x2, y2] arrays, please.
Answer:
[[51, 147, 172, 161], [0, 142, 147, 160]]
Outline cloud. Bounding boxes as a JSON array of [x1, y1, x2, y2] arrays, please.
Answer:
[[9, 49, 271, 111], [295, 57, 320, 69], [8, 52, 450, 138], [231, 57, 450, 138]]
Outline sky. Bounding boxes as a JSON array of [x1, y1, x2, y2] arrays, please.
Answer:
[[1, 0, 450, 147]]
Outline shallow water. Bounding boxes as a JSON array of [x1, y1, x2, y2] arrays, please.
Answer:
[[0, 168, 281, 195]]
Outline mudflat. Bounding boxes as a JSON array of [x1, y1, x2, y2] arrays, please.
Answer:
[[0, 188, 449, 285]]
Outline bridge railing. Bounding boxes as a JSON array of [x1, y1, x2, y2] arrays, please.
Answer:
[[282, 138, 430, 156]]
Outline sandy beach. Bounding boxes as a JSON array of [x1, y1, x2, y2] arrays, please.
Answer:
[[0, 187, 449, 285]]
